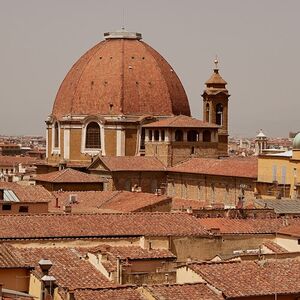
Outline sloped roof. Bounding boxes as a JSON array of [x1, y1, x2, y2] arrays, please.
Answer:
[[169, 157, 258, 178], [73, 287, 146, 300], [197, 218, 297, 235], [14, 246, 113, 290], [0, 212, 208, 240], [50, 190, 171, 213], [277, 223, 300, 238], [0, 244, 30, 269], [255, 199, 300, 214], [0, 182, 54, 203], [35, 168, 106, 183], [143, 115, 219, 128], [188, 259, 300, 298], [0, 156, 39, 167], [89, 156, 166, 171], [145, 283, 223, 300]]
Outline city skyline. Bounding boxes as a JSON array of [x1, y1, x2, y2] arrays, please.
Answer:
[[0, 0, 299, 137]]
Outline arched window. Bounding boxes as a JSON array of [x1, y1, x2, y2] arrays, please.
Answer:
[[54, 122, 59, 148], [161, 130, 165, 141], [187, 130, 198, 142], [175, 129, 183, 141], [205, 103, 210, 122], [216, 103, 223, 126], [154, 130, 160, 141], [149, 130, 153, 141], [85, 122, 101, 148], [140, 128, 145, 150], [203, 130, 211, 142]]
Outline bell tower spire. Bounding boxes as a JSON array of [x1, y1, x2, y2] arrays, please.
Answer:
[[202, 58, 230, 153]]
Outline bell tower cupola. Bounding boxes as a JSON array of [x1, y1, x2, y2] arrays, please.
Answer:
[[202, 58, 230, 146]]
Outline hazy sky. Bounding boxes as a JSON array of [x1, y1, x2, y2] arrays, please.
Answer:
[[0, 0, 299, 137]]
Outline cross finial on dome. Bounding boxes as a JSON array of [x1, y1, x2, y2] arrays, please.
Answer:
[[214, 55, 219, 70]]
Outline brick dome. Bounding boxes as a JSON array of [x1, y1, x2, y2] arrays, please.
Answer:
[[52, 31, 191, 120]]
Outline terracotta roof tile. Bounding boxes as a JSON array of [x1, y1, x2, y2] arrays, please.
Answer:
[[262, 241, 288, 253], [169, 157, 258, 178], [172, 198, 207, 210], [197, 218, 300, 235], [14, 247, 113, 290], [52, 38, 190, 119], [0, 244, 29, 269], [35, 168, 106, 183], [0, 212, 207, 240], [146, 283, 223, 300], [0, 156, 39, 167], [74, 287, 146, 300], [50, 190, 171, 213], [143, 115, 219, 128], [188, 259, 300, 298], [90, 156, 166, 171], [0, 182, 54, 203], [277, 223, 300, 238]]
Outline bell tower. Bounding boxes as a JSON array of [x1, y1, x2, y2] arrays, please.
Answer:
[[202, 58, 230, 148]]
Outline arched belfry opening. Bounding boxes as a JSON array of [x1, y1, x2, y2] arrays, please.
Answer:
[[205, 103, 210, 122], [216, 103, 223, 126], [85, 122, 101, 148]]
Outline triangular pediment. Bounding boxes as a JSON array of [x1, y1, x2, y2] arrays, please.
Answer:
[[88, 156, 111, 172]]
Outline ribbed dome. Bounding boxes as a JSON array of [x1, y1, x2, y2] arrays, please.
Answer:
[[52, 31, 191, 120], [293, 132, 300, 149]]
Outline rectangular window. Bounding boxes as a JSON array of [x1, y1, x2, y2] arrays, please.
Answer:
[[2, 204, 11, 211], [281, 166, 286, 185], [19, 206, 29, 213]]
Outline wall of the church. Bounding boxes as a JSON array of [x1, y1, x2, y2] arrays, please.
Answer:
[[167, 173, 255, 206], [104, 128, 117, 156]]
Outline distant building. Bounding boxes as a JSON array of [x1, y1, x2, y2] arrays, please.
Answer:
[[256, 132, 300, 198]]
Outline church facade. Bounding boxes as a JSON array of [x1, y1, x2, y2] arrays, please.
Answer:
[[45, 30, 230, 170]]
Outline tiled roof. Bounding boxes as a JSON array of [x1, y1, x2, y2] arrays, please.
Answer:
[[73, 287, 146, 300], [188, 259, 300, 298], [50, 190, 171, 213], [90, 156, 166, 171], [277, 223, 300, 238], [0, 156, 39, 167], [0, 182, 54, 203], [14, 247, 113, 290], [146, 283, 223, 300], [143, 115, 219, 128], [197, 218, 297, 235], [0, 244, 29, 269], [52, 37, 190, 120], [0, 212, 207, 240], [172, 198, 207, 210], [169, 157, 258, 178], [255, 199, 300, 214], [205, 69, 227, 85], [35, 168, 106, 183], [262, 241, 288, 253], [79, 244, 176, 260]]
